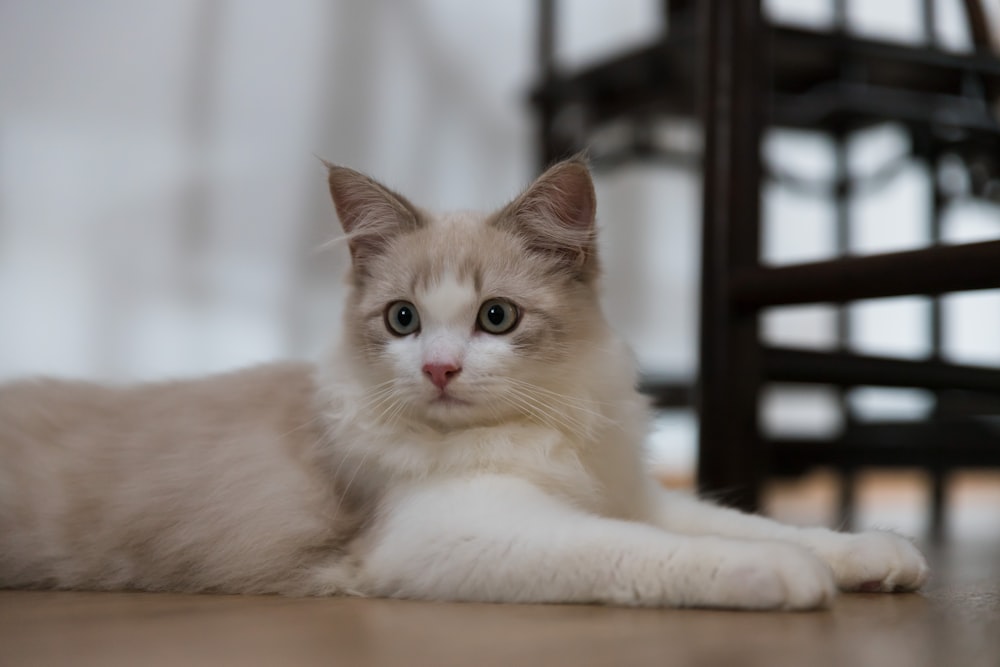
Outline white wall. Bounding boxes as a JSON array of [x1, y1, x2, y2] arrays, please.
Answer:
[[1, 0, 998, 471], [0, 0, 537, 381]]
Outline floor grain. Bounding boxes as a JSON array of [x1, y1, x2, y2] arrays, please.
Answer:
[[2, 542, 998, 667]]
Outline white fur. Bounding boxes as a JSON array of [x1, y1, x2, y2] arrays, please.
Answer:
[[358, 476, 838, 609], [310, 270, 929, 610]]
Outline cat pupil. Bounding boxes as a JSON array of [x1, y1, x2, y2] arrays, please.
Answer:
[[397, 307, 413, 327], [487, 305, 505, 326]]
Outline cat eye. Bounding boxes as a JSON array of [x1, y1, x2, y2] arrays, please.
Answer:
[[385, 301, 420, 336], [477, 299, 519, 335]]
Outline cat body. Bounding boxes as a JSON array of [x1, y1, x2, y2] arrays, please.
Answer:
[[0, 363, 354, 594], [0, 159, 928, 608]]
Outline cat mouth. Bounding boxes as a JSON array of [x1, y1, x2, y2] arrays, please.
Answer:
[[431, 392, 470, 407]]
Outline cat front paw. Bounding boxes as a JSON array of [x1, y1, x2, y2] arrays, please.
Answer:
[[701, 541, 837, 611], [809, 530, 929, 593]]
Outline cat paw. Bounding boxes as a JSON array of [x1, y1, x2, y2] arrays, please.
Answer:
[[701, 542, 837, 611], [808, 530, 929, 593]]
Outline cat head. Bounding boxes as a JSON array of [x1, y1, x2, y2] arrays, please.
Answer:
[[326, 157, 609, 431]]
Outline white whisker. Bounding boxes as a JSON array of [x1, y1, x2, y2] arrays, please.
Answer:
[[498, 390, 587, 439], [504, 377, 620, 429]]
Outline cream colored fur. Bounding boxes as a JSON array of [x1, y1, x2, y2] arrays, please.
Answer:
[[0, 158, 928, 609]]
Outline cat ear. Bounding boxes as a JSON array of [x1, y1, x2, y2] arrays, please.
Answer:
[[325, 162, 422, 272], [494, 156, 598, 279]]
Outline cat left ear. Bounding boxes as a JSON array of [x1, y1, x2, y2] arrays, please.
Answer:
[[325, 162, 423, 274], [493, 156, 598, 279]]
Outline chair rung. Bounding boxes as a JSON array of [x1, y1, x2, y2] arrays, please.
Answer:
[[763, 347, 1000, 394], [637, 377, 694, 409], [731, 240, 1000, 309], [766, 421, 1000, 475]]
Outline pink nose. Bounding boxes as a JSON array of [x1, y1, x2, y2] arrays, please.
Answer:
[[422, 362, 461, 389]]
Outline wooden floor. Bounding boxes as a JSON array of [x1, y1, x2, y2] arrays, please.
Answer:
[[2, 539, 998, 667]]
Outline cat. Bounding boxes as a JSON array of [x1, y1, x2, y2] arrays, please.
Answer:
[[0, 157, 928, 609]]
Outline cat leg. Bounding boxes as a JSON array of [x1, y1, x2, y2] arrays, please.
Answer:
[[646, 485, 929, 593], [347, 474, 836, 610]]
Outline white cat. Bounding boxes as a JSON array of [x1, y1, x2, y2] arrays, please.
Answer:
[[0, 158, 928, 609]]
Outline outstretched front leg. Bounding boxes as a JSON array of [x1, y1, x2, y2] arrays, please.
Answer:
[[344, 475, 836, 610], [644, 484, 929, 593]]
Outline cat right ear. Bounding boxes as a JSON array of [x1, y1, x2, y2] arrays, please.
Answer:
[[493, 155, 599, 280], [325, 162, 422, 273]]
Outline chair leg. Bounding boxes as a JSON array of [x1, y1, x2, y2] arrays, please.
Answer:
[[929, 468, 948, 542], [838, 468, 856, 532], [696, 0, 767, 511]]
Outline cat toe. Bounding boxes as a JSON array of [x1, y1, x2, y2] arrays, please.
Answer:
[[776, 546, 838, 610], [885, 536, 930, 592], [712, 543, 836, 611], [821, 531, 929, 593]]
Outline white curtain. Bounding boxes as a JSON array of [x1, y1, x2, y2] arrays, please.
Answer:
[[1, 0, 998, 471]]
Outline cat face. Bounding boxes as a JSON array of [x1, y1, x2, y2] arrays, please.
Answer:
[[328, 158, 605, 429]]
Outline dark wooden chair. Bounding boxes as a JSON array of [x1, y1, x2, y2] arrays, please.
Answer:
[[532, 0, 1000, 538]]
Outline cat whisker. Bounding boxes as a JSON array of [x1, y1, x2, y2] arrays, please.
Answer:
[[354, 381, 403, 414], [502, 376, 595, 402], [525, 393, 603, 438], [356, 386, 399, 413], [271, 413, 326, 442], [330, 448, 376, 520], [500, 379, 620, 431], [497, 390, 591, 440], [506, 383, 618, 428], [382, 395, 409, 429], [495, 393, 559, 433], [512, 398, 587, 441], [371, 394, 403, 426], [365, 384, 414, 430], [504, 377, 611, 412]]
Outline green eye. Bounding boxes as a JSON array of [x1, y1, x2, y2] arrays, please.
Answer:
[[477, 299, 519, 335], [385, 301, 420, 336]]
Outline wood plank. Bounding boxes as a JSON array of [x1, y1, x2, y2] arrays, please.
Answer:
[[1, 549, 998, 667]]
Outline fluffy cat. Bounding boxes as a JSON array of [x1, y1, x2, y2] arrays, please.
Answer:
[[0, 158, 928, 609]]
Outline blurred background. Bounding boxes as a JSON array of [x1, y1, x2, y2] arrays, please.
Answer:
[[1, 0, 999, 541]]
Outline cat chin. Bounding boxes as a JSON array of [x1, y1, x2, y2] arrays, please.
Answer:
[[423, 400, 477, 423], [419, 399, 504, 431]]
